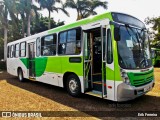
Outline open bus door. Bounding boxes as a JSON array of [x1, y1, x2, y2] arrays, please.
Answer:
[[82, 19, 112, 98], [28, 42, 36, 80]]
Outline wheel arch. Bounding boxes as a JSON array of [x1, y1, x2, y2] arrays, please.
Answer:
[[63, 72, 77, 88], [63, 72, 84, 93], [17, 67, 22, 75]]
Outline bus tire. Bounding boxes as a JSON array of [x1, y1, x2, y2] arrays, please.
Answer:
[[18, 68, 24, 82], [66, 74, 81, 97]]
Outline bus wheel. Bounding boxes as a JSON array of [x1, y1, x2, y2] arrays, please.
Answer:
[[18, 68, 24, 82], [66, 74, 81, 97]]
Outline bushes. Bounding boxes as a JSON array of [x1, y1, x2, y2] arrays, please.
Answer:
[[0, 61, 6, 70]]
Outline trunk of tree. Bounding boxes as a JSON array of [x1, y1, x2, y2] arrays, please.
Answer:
[[4, 26, 8, 61], [48, 10, 51, 29], [77, 9, 82, 20], [77, 10, 80, 20], [27, 14, 31, 36], [22, 20, 25, 37]]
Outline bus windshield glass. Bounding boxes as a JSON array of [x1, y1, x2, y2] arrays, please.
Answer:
[[117, 25, 152, 69], [112, 12, 145, 28]]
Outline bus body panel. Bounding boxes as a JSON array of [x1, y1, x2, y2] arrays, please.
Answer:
[[7, 58, 28, 78]]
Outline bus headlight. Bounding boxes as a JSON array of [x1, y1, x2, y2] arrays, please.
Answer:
[[124, 77, 130, 85], [120, 69, 130, 85]]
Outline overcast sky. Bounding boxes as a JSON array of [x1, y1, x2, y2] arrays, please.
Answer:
[[34, 0, 160, 27]]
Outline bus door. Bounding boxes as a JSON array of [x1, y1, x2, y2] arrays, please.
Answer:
[[105, 26, 115, 101], [28, 42, 35, 79], [82, 19, 109, 98]]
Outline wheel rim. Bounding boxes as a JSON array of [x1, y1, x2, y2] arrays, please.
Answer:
[[69, 78, 78, 93]]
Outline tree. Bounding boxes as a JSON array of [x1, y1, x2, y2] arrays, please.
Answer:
[[145, 17, 160, 47], [0, 0, 18, 61], [36, 0, 69, 29], [82, 0, 107, 18], [64, 0, 107, 20], [31, 16, 64, 34], [16, 0, 39, 37]]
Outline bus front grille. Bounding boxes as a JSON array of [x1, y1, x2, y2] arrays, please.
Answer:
[[127, 69, 154, 87], [132, 76, 153, 87]]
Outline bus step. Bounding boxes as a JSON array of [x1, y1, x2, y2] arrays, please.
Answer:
[[93, 81, 107, 94], [29, 77, 36, 81], [93, 81, 102, 84], [93, 81, 106, 86], [93, 82, 102, 91], [85, 90, 102, 98], [92, 73, 102, 75]]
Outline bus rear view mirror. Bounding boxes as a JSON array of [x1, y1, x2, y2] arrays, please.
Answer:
[[114, 27, 120, 41]]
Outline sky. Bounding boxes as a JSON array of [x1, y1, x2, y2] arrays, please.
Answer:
[[33, 0, 160, 28]]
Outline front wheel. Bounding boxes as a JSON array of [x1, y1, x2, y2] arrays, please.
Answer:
[[18, 68, 24, 82], [66, 74, 81, 97]]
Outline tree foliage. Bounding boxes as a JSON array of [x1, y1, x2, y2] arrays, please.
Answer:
[[31, 16, 64, 34], [64, 0, 107, 20], [145, 17, 160, 47], [36, 0, 69, 29]]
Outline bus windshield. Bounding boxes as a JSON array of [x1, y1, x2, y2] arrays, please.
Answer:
[[117, 25, 152, 69]]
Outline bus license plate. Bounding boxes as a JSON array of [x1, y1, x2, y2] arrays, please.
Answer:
[[144, 86, 150, 92]]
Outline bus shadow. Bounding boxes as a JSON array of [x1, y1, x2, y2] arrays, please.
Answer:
[[4, 73, 160, 118]]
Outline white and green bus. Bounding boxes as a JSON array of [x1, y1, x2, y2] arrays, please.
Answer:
[[7, 12, 154, 101]]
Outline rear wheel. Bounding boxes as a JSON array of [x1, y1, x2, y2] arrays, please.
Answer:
[[18, 68, 24, 82], [66, 74, 81, 97]]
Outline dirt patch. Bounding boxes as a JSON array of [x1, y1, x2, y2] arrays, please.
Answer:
[[0, 69, 160, 119]]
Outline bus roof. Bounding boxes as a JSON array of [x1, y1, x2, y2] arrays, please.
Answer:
[[7, 11, 144, 45]]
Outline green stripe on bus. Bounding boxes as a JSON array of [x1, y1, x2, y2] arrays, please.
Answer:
[[20, 58, 29, 69], [35, 57, 48, 77]]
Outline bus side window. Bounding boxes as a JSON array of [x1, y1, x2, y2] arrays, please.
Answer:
[[10, 45, 15, 58], [107, 29, 113, 64], [58, 27, 81, 55], [15, 43, 19, 58], [7, 46, 10, 58], [58, 32, 67, 54], [36, 37, 41, 57], [20, 42, 26, 57], [41, 34, 57, 56], [103, 28, 106, 61]]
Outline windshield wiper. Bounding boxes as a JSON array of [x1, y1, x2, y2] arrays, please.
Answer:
[[125, 24, 143, 67], [125, 24, 140, 43], [136, 28, 149, 67]]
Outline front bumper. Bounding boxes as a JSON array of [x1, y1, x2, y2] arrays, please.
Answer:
[[117, 80, 154, 102]]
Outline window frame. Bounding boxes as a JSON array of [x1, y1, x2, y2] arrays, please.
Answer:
[[15, 43, 19, 58], [36, 37, 41, 57], [10, 45, 15, 58], [20, 42, 26, 57], [58, 27, 82, 55], [7, 46, 10, 58], [107, 29, 113, 64], [41, 33, 57, 56]]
